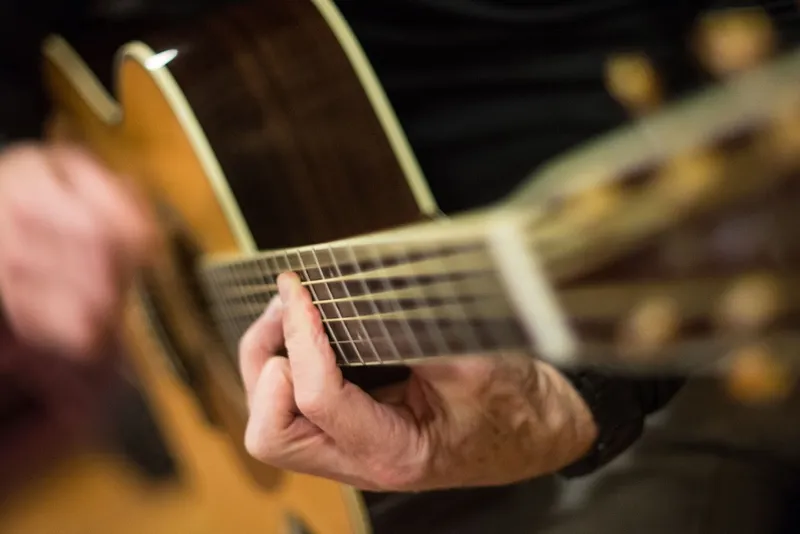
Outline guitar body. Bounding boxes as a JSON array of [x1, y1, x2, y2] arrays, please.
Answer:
[[40, 1, 438, 532], [38, 0, 800, 530]]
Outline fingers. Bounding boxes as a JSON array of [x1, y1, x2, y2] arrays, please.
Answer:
[[243, 352, 409, 491], [245, 355, 300, 443], [238, 296, 285, 406], [278, 271, 344, 408], [0, 143, 152, 357], [240, 273, 432, 491], [243, 342, 345, 479], [277, 272, 403, 450], [48, 145, 156, 266]]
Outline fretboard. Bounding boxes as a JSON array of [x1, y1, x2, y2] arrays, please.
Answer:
[[199, 228, 530, 367]]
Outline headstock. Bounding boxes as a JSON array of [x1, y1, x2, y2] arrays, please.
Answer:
[[512, 7, 800, 405]]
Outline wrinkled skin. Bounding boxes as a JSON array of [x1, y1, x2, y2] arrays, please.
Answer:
[[239, 272, 598, 491], [0, 142, 597, 491]]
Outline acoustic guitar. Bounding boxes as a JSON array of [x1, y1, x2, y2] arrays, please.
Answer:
[[40, 1, 800, 533]]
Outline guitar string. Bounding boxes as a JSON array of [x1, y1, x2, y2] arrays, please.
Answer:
[[207, 274, 800, 340], [203, 158, 790, 302], [298, 246, 366, 365], [202, 128, 799, 362], [366, 240, 425, 360], [391, 243, 456, 357], [339, 242, 399, 362]]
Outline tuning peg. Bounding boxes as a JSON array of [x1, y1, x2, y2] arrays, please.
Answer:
[[725, 343, 793, 404], [655, 150, 724, 206], [762, 95, 800, 166], [693, 7, 775, 78], [716, 273, 781, 332], [605, 52, 662, 115], [618, 295, 681, 356], [563, 183, 623, 226]]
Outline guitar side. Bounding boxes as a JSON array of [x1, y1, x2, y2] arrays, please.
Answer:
[[40, 0, 437, 532]]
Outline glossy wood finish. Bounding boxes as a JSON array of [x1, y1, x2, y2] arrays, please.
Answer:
[[39, 0, 435, 532], [144, 1, 429, 251]]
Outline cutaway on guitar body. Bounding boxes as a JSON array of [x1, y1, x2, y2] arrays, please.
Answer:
[[39, 0, 432, 531], [36, 1, 800, 532]]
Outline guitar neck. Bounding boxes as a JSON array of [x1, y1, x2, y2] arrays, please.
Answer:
[[199, 211, 533, 366], [198, 47, 800, 373], [199, 133, 800, 372]]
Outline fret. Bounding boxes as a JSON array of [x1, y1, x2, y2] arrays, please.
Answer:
[[462, 270, 525, 353], [435, 251, 484, 354], [199, 229, 516, 364], [230, 262, 255, 343], [255, 253, 279, 313], [261, 253, 283, 304], [296, 247, 366, 365], [341, 243, 403, 363], [277, 249, 352, 365], [395, 246, 453, 357], [366, 242, 424, 361], [260, 252, 289, 345], [256, 258, 278, 306], [241, 258, 269, 341], [203, 266, 241, 363], [313, 246, 383, 364]]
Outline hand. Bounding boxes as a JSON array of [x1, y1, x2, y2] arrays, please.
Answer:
[[239, 272, 598, 492], [0, 143, 155, 357]]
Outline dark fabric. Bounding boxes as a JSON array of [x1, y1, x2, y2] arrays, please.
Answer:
[[0, 0, 791, 531]]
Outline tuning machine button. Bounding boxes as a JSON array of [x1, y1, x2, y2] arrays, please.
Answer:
[[617, 295, 681, 357], [716, 273, 781, 332], [693, 7, 775, 78], [725, 343, 794, 404], [605, 52, 661, 116]]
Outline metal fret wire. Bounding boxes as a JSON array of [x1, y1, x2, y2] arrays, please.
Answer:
[[199, 241, 520, 361], [296, 248, 364, 365], [366, 242, 424, 359], [321, 245, 384, 364], [401, 247, 455, 356], [204, 266, 240, 362]]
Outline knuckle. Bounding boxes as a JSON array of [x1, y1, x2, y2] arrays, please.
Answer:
[[244, 424, 269, 460], [238, 326, 260, 359], [294, 389, 326, 417], [244, 421, 279, 464], [369, 458, 423, 491]]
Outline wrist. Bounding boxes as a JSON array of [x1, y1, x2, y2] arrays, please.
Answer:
[[533, 361, 599, 471], [557, 370, 655, 478]]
